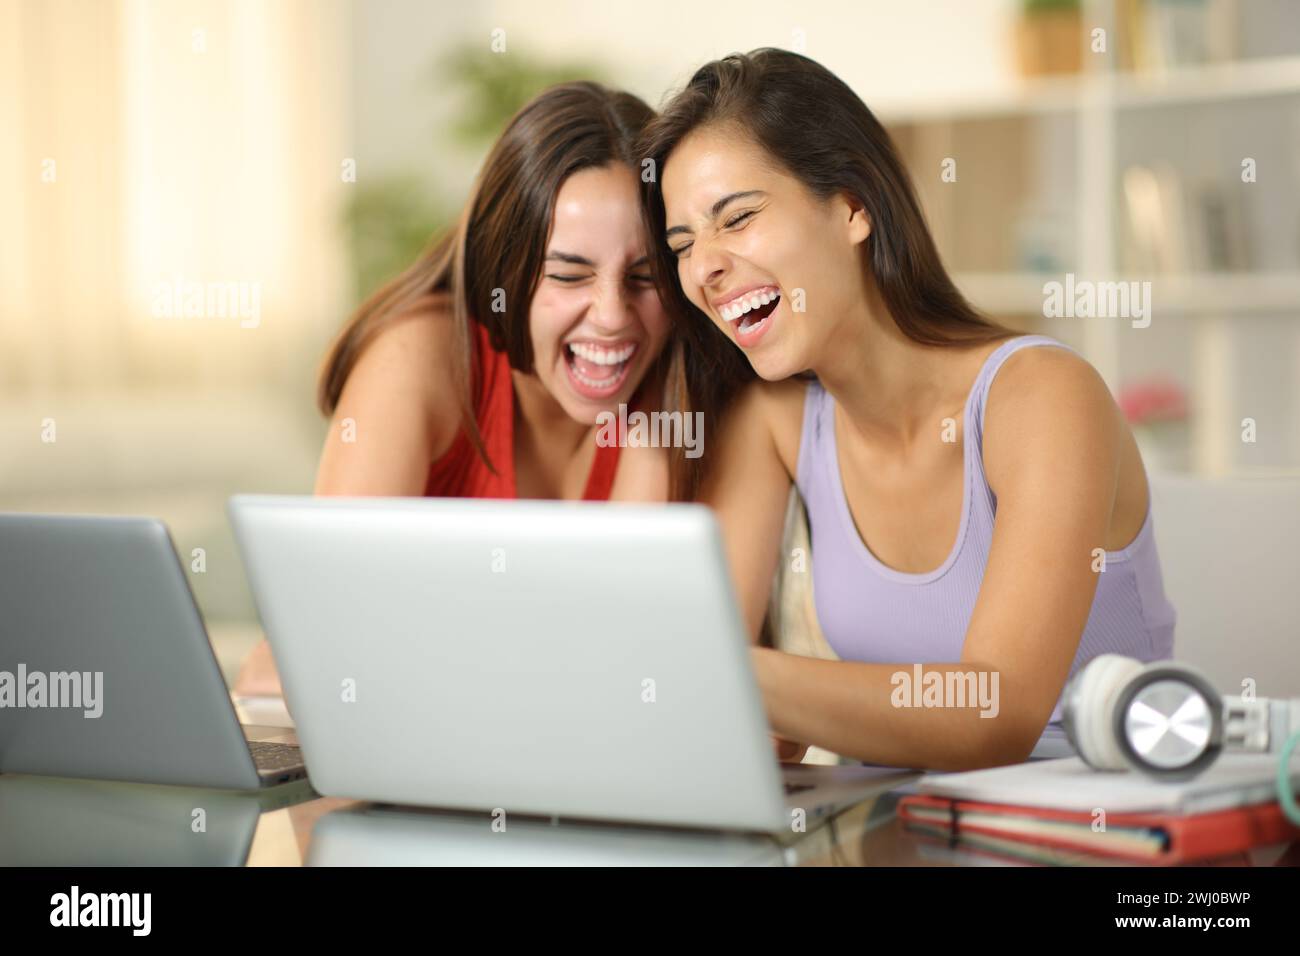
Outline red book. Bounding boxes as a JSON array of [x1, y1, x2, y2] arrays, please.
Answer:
[[898, 793, 1298, 865]]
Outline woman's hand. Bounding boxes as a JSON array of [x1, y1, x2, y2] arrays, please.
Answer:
[[233, 638, 283, 697], [771, 734, 810, 764], [754, 647, 807, 761]]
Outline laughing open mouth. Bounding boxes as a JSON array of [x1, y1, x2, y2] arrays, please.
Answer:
[[720, 287, 781, 333], [563, 340, 638, 396]]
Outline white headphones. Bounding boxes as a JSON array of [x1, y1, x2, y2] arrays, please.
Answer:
[[1062, 654, 1300, 825]]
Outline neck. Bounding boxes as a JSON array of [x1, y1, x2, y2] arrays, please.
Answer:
[[510, 369, 592, 459], [809, 279, 959, 450]]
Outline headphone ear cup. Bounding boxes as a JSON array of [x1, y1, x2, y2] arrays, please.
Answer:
[[1112, 662, 1224, 779], [1063, 655, 1146, 770]]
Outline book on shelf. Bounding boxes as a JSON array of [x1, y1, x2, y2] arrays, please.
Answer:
[[1121, 162, 1251, 273]]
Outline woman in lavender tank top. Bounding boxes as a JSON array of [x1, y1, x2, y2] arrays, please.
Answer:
[[639, 50, 1177, 771]]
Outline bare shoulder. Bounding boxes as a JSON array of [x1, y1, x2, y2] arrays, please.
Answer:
[[319, 292, 463, 494], [742, 377, 811, 478], [340, 292, 458, 417], [983, 343, 1122, 482], [988, 344, 1114, 421], [354, 292, 455, 375]]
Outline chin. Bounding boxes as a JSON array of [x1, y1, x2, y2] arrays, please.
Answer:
[[553, 390, 612, 426], [577, 397, 627, 424], [744, 344, 802, 382]]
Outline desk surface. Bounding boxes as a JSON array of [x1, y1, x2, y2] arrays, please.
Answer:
[[224, 786, 1300, 867], [6, 772, 1292, 867]]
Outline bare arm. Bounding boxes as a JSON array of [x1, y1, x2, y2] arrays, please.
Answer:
[[699, 381, 799, 641], [753, 349, 1124, 770], [314, 304, 460, 496]]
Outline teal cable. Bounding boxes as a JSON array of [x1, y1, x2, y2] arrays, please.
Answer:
[[1279, 727, 1300, 828]]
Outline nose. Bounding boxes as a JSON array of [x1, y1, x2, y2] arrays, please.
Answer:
[[588, 276, 635, 335], [686, 236, 728, 300]]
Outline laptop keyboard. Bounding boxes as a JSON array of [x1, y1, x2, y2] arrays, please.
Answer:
[[248, 740, 304, 773]]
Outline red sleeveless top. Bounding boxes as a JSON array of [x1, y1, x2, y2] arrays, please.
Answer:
[[423, 321, 622, 499]]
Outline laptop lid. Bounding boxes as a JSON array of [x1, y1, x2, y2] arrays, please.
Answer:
[[307, 803, 786, 866], [227, 494, 788, 831], [0, 513, 260, 790]]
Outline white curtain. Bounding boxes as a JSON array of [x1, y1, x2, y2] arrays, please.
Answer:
[[0, 0, 352, 395]]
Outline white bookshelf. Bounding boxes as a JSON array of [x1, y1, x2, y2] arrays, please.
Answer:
[[882, 0, 1300, 477], [873, 52, 1300, 122], [956, 271, 1300, 315]]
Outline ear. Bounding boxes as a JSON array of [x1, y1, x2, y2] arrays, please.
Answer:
[[843, 193, 872, 246]]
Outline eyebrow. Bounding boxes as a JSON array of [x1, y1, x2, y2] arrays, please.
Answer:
[[544, 252, 650, 269], [665, 190, 765, 240]]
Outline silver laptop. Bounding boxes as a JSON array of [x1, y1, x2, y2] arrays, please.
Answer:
[[0, 773, 315, 866], [306, 802, 788, 866], [228, 494, 915, 834], [0, 513, 306, 790]]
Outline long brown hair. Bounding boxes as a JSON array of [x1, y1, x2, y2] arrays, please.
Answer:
[[639, 49, 1014, 500], [318, 81, 656, 472]]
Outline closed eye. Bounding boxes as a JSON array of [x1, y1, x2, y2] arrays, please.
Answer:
[[671, 209, 755, 258], [546, 274, 589, 283]]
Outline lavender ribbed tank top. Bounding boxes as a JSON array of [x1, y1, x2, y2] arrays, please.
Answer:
[[795, 335, 1177, 757]]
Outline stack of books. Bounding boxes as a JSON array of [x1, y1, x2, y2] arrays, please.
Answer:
[[898, 754, 1299, 866]]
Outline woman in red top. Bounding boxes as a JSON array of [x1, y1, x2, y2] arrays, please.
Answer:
[[236, 82, 672, 694]]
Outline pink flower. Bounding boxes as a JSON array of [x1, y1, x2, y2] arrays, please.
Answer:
[[1118, 379, 1188, 426]]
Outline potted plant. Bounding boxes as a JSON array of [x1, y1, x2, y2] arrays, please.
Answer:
[[1016, 0, 1084, 77]]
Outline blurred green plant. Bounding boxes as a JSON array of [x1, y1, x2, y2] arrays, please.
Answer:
[[342, 42, 606, 303], [341, 174, 450, 308], [1021, 0, 1080, 13]]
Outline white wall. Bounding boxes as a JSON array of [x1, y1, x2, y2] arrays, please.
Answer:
[[348, 0, 1022, 206]]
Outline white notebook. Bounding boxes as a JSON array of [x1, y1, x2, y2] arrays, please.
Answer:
[[918, 754, 1296, 815], [232, 694, 296, 729]]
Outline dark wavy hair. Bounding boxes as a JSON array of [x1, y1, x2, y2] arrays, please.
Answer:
[[640, 49, 1013, 500]]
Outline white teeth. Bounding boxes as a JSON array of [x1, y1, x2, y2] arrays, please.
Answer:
[[719, 288, 780, 323], [568, 342, 636, 365]]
